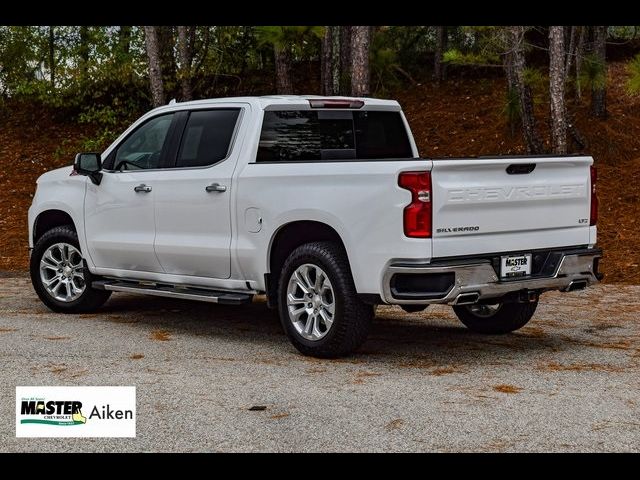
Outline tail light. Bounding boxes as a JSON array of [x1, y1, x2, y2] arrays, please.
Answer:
[[399, 171, 432, 238], [590, 165, 598, 226]]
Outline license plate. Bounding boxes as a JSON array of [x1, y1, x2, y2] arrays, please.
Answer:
[[500, 254, 532, 278]]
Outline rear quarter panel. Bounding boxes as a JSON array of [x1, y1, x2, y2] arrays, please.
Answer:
[[235, 160, 432, 294]]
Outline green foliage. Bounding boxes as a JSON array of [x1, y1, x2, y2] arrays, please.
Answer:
[[374, 26, 433, 76], [609, 26, 640, 39], [626, 54, 640, 94], [442, 26, 505, 67], [78, 105, 120, 128], [0, 25, 627, 132], [254, 26, 324, 57], [370, 29, 400, 95], [523, 67, 544, 91], [502, 87, 521, 135], [579, 53, 607, 91], [443, 48, 499, 66], [79, 128, 119, 152]]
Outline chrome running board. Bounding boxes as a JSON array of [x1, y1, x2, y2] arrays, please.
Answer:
[[92, 280, 253, 305]]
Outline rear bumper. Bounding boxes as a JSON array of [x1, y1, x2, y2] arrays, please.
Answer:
[[382, 247, 602, 305]]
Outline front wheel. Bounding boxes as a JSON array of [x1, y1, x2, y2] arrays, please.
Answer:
[[453, 301, 537, 334], [30, 225, 111, 313], [277, 242, 373, 358]]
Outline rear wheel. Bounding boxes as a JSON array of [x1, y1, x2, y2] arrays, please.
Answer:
[[30, 226, 111, 313], [278, 242, 373, 358], [453, 301, 537, 334]]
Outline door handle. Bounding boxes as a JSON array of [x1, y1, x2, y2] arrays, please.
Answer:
[[134, 184, 152, 193], [205, 183, 227, 193]]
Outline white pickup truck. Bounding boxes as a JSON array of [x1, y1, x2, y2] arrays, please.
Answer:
[[28, 96, 602, 357]]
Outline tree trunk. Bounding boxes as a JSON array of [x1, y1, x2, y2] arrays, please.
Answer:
[[157, 26, 177, 92], [549, 26, 567, 154], [331, 26, 341, 95], [321, 26, 332, 95], [350, 26, 371, 97], [144, 26, 165, 107], [434, 26, 447, 83], [79, 26, 89, 78], [274, 43, 292, 94], [48, 26, 55, 87], [177, 26, 193, 101], [575, 26, 585, 101], [565, 26, 576, 79], [591, 25, 607, 118], [503, 46, 517, 137], [339, 26, 352, 95], [118, 26, 132, 54], [508, 26, 544, 154]]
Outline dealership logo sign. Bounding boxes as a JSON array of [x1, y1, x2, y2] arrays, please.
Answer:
[[16, 386, 135, 437]]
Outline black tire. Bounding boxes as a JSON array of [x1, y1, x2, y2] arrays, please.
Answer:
[[453, 301, 537, 334], [277, 241, 373, 358], [30, 225, 111, 313]]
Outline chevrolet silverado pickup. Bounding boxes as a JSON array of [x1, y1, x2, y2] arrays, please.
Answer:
[[28, 96, 602, 357]]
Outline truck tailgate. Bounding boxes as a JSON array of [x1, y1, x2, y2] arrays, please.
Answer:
[[430, 156, 593, 258]]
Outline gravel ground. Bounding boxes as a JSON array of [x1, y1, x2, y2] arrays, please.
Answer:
[[0, 275, 638, 452]]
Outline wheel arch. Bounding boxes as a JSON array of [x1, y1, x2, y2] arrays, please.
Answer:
[[265, 220, 349, 307], [33, 209, 76, 244]]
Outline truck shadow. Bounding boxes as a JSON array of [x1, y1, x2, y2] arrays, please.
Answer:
[[94, 293, 570, 365]]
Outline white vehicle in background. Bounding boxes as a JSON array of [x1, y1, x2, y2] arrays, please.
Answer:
[[28, 96, 602, 357]]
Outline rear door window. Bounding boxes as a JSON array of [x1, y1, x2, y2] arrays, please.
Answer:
[[256, 110, 413, 162], [175, 109, 241, 168]]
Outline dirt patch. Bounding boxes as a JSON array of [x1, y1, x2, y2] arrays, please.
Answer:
[[493, 384, 523, 394], [430, 366, 462, 376], [204, 356, 236, 362], [396, 356, 436, 369], [538, 361, 625, 372], [306, 367, 327, 374], [385, 418, 405, 431], [47, 364, 68, 375], [352, 370, 383, 384], [0, 327, 18, 333], [42, 335, 70, 341], [129, 353, 145, 360], [270, 413, 290, 420], [150, 330, 172, 341], [558, 336, 633, 351], [518, 326, 547, 338], [107, 315, 138, 324], [256, 357, 284, 366], [67, 368, 89, 378]]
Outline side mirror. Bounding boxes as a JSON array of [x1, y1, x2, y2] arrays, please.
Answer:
[[74, 153, 103, 185]]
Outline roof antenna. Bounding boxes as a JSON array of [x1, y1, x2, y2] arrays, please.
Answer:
[[168, 98, 177, 105]]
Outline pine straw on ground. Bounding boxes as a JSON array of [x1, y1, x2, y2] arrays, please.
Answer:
[[1, 63, 639, 283], [0, 103, 96, 271]]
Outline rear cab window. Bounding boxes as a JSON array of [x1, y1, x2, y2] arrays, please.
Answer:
[[257, 110, 414, 162]]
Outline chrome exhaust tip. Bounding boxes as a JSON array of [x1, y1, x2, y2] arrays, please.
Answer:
[[565, 280, 588, 292], [454, 292, 481, 305]]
